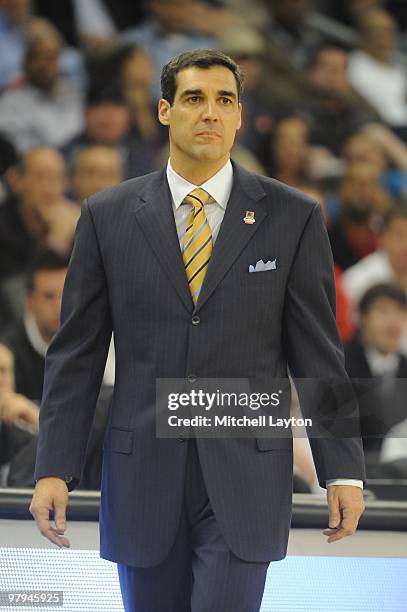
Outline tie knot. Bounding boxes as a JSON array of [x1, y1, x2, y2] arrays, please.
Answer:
[[184, 188, 211, 210]]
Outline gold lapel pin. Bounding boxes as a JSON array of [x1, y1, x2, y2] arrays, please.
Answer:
[[243, 211, 255, 224]]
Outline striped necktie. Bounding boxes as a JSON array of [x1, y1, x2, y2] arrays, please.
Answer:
[[182, 188, 213, 304]]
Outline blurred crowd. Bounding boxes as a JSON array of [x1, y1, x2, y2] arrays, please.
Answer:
[[1, 0, 407, 492]]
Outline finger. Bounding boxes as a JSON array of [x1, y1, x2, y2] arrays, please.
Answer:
[[328, 502, 341, 529], [325, 518, 358, 543], [31, 504, 70, 548], [54, 504, 67, 532], [41, 525, 70, 548], [33, 509, 69, 547], [326, 527, 353, 543]]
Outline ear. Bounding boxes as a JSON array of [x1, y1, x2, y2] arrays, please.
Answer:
[[236, 102, 242, 131], [6, 166, 23, 194], [158, 98, 171, 126]]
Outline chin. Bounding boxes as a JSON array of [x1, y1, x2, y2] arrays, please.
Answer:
[[195, 148, 224, 162]]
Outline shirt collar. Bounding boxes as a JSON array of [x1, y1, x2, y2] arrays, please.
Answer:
[[166, 158, 233, 210], [364, 345, 400, 376], [24, 311, 49, 357]]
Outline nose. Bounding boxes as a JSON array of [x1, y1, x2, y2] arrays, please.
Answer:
[[201, 99, 218, 121]]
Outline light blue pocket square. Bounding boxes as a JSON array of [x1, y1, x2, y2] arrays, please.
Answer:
[[248, 259, 277, 273]]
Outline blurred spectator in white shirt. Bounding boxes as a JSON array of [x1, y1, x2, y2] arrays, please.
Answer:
[[342, 204, 407, 354], [120, 0, 240, 99], [349, 9, 407, 130], [0, 25, 83, 151]]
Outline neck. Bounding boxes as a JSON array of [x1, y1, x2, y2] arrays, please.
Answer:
[[392, 269, 407, 289], [170, 153, 230, 186], [363, 44, 391, 64]]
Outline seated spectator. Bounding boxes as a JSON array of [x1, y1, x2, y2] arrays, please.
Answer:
[[299, 184, 355, 342], [0, 23, 83, 151], [117, 44, 167, 148], [120, 0, 240, 99], [6, 383, 113, 489], [306, 43, 379, 156], [266, 113, 335, 187], [0, 135, 20, 332], [260, 0, 322, 105], [344, 283, 407, 454], [0, 341, 39, 486], [328, 161, 391, 270], [349, 9, 407, 133], [342, 203, 407, 352], [343, 125, 407, 198], [0, 147, 79, 325], [61, 84, 159, 179], [35, 0, 146, 49], [218, 26, 274, 167], [0, 0, 31, 90], [0, 1, 84, 91], [266, 114, 310, 187], [0, 340, 111, 489], [0, 133, 19, 207], [70, 145, 123, 203], [4, 250, 68, 401], [0, 341, 39, 431], [380, 418, 407, 477]]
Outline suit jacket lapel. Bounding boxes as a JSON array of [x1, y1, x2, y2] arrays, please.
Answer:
[[195, 163, 268, 312], [133, 164, 268, 314], [134, 168, 194, 312]]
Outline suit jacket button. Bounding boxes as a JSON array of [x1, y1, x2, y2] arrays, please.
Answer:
[[187, 374, 197, 383], [191, 316, 201, 325], [178, 438, 186, 442]]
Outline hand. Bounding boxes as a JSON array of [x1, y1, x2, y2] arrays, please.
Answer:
[[29, 477, 70, 548], [0, 391, 39, 431], [41, 200, 80, 240], [323, 485, 365, 543]]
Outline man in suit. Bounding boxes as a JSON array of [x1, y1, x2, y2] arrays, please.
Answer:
[[30, 49, 365, 612], [344, 283, 407, 454]]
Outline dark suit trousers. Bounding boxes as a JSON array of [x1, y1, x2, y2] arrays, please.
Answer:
[[117, 439, 269, 612]]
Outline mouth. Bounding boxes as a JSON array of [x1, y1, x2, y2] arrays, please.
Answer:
[[196, 131, 221, 138]]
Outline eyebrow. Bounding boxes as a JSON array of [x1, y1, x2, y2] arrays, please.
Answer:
[[180, 88, 237, 99]]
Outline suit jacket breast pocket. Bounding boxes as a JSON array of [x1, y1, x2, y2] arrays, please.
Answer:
[[240, 268, 284, 287]]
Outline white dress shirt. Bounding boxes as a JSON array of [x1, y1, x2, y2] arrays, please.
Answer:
[[166, 159, 363, 490]]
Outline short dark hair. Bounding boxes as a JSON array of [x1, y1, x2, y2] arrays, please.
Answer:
[[359, 283, 407, 316], [161, 48, 243, 105], [382, 201, 407, 230], [27, 250, 70, 292]]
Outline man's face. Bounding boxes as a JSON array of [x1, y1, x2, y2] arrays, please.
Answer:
[[362, 11, 397, 59], [343, 134, 387, 174], [86, 103, 130, 145], [158, 66, 242, 167], [381, 218, 407, 276], [26, 37, 60, 90], [0, 0, 30, 25], [361, 297, 407, 355], [0, 344, 15, 392], [15, 148, 66, 214], [272, 116, 308, 171], [310, 48, 349, 95], [340, 162, 387, 214], [272, 0, 310, 29], [72, 147, 123, 202], [27, 269, 67, 342]]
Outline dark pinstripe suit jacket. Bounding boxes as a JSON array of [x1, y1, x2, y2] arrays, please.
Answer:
[[34, 162, 366, 567]]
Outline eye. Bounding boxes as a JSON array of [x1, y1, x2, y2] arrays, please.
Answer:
[[220, 97, 232, 105], [187, 96, 200, 103]]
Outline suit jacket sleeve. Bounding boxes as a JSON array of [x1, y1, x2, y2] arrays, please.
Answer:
[[282, 203, 366, 488], [34, 200, 112, 491]]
